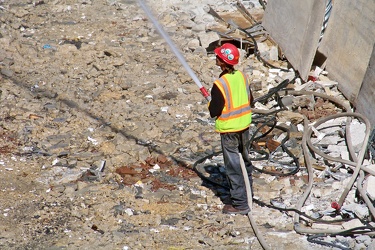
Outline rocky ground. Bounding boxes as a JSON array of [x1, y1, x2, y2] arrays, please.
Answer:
[[0, 0, 374, 249]]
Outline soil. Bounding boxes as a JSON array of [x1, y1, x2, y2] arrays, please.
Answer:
[[0, 1, 372, 250]]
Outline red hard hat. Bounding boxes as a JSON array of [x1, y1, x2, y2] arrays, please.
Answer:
[[214, 43, 240, 65]]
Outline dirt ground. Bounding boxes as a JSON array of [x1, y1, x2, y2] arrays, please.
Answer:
[[0, 0, 373, 250]]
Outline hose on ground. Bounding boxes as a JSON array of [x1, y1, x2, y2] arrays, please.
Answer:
[[294, 112, 375, 236], [193, 75, 375, 248], [304, 112, 372, 212], [270, 89, 375, 241], [239, 153, 270, 250]]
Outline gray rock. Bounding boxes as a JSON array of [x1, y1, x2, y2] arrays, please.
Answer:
[[1, 68, 13, 77]]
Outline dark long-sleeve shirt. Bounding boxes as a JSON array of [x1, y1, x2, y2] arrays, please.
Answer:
[[209, 84, 225, 118]]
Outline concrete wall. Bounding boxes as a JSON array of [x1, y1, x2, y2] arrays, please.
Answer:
[[262, 0, 326, 82], [356, 44, 375, 128], [318, 0, 375, 104], [262, 0, 375, 128]]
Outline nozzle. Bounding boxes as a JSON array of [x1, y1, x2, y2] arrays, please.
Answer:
[[199, 87, 211, 101]]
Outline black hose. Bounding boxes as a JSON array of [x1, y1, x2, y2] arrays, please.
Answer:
[[249, 115, 300, 176], [252, 78, 292, 105], [250, 115, 277, 141], [193, 153, 350, 225], [253, 199, 352, 224], [258, 0, 267, 10], [193, 71, 374, 248], [307, 234, 351, 250], [307, 225, 375, 250]]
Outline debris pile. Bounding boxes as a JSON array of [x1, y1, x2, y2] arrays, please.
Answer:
[[0, 0, 373, 249]]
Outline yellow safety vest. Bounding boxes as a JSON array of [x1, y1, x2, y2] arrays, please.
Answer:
[[214, 70, 252, 133]]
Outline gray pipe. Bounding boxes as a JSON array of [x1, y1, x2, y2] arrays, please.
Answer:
[[239, 153, 270, 250]]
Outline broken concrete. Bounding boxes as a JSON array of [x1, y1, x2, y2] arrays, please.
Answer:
[[0, 0, 373, 249]]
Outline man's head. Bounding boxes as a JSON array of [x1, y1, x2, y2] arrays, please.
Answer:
[[214, 43, 240, 66]]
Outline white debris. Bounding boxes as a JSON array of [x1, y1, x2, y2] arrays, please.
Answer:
[[197, 203, 208, 210], [365, 176, 375, 200], [348, 122, 367, 152], [310, 125, 326, 142], [342, 219, 365, 230], [87, 136, 98, 145], [124, 208, 134, 216]]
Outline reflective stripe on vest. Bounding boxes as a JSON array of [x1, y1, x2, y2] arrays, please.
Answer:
[[214, 70, 252, 132]]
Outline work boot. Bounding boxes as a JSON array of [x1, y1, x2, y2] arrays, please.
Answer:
[[222, 204, 250, 215]]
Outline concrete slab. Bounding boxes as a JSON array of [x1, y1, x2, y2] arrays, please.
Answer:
[[356, 43, 375, 129], [262, 0, 326, 81], [318, 0, 375, 104]]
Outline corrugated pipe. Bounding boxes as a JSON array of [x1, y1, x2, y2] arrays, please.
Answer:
[[269, 89, 375, 235], [239, 153, 270, 250], [305, 112, 373, 216], [294, 112, 374, 235]]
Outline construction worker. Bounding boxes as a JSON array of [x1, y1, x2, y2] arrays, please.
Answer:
[[208, 43, 254, 215]]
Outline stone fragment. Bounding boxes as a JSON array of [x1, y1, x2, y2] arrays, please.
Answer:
[[342, 219, 365, 230], [311, 223, 343, 230], [1, 68, 13, 77], [198, 32, 219, 49], [365, 175, 375, 200], [348, 122, 366, 152], [367, 239, 375, 250], [327, 145, 348, 153], [187, 38, 200, 51], [64, 185, 77, 196], [293, 95, 315, 110], [276, 111, 304, 125], [252, 80, 263, 91], [342, 204, 369, 219], [269, 46, 279, 61], [191, 23, 207, 32]]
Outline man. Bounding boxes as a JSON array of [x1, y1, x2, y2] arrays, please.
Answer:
[[208, 43, 254, 215]]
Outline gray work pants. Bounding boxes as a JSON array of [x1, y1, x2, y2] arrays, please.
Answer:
[[220, 127, 253, 210]]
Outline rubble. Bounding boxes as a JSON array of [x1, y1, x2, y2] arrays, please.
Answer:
[[0, 0, 374, 249]]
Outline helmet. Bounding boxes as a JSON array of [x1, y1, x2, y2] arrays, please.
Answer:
[[214, 43, 240, 65]]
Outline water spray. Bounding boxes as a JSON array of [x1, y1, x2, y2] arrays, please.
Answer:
[[137, 0, 211, 102]]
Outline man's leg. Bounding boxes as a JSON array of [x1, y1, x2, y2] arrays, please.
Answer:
[[240, 128, 253, 196], [221, 132, 249, 210]]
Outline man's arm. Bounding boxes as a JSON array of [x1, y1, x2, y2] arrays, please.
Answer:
[[208, 84, 225, 118]]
